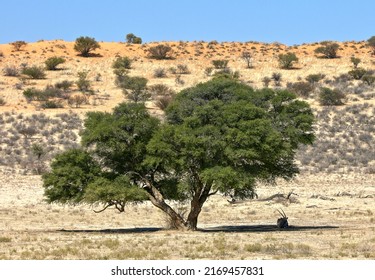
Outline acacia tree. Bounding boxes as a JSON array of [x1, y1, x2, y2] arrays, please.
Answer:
[[74, 36, 100, 57], [43, 78, 315, 231]]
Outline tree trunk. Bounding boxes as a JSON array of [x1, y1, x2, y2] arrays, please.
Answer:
[[142, 178, 188, 230], [186, 184, 211, 230]]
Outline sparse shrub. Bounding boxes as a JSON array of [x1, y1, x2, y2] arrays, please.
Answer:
[[0, 97, 5, 106], [148, 84, 175, 97], [305, 73, 325, 84], [367, 36, 375, 55], [153, 68, 167, 78], [116, 75, 149, 102], [112, 56, 132, 77], [287, 81, 314, 98], [241, 51, 253, 68], [361, 74, 375, 85], [278, 52, 299, 69], [126, 33, 142, 44], [68, 94, 88, 108], [76, 71, 91, 92], [148, 44, 172, 59], [45, 56, 66, 70], [171, 64, 190, 74], [23, 88, 45, 102], [74, 36, 100, 57], [212, 59, 229, 69], [3, 66, 19, 77], [155, 95, 173, 111], [212, 69, 240, 80], [348, 68, 367, 80], [41, 100, 63, 109], [319, 87, 345, 106], [262, 76, 271, 88], [175, 75, 185, 86], [21, 66, 46, 79], [350, 57, 361, 68], [272, 72, 282, 86], [10, 41, 27, 51], [204, 67, 214, 77], [314, 41, 339, 58], [55, 80, 74, 92]]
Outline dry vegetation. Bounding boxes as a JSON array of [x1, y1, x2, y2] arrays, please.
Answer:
[[0, 39, 374, 259]]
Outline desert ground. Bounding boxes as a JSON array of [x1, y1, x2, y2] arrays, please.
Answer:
[[0, 39, 374, 259]]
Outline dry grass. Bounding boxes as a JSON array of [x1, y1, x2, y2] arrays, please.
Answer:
[[0, 172, 374, 260]]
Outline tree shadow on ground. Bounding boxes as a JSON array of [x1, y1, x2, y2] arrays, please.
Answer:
[[56, 224, 338, 234]]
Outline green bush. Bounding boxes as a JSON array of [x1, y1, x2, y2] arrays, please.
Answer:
[[74, 36, 100, 57], [45, 56, 66, 70], [305, 73, 325, 84], [55, 80, 74, 92], [314, 41, 339, 58], [278, 52, 298, 69], [367, 36, 375, 55], [41, 100, 63, 109], [116, 75, 149, 102], [126, 33, 142, 44], [348, 68, 367, 80], [319, 87, 345, 106], [148, 44, 172, 59], [112, 57, 132, 77], [76, 71, 91, 92], [22, 66, 46, 79], [212, 60, 229, 69]]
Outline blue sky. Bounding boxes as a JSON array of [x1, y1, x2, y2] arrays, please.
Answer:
[[1, 0, 374, 45]]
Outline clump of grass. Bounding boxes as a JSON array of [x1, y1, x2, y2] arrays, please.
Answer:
[[0, 236, 12, 242]]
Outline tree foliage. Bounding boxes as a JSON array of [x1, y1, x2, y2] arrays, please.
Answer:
[[148, 44, 172, 59], [45, 56, 66, 70], [126, 33, 142, 44], [314, 41, 339, 58], [278, 52, 298, 69], [74, 36, 100, 57], [368, 36, 375, 55], [43, 78, 315, 231]]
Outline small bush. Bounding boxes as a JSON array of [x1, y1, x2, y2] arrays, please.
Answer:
[[212, 60, 229, 69], [367, 36, 375, 55], [10, 41, 27, 51], [3, 66, 19, 77], [55, 80, 74, 92], [348, 68, 367, 80], [74, 36, 100, 57], [76, 71, 91, 92], [361, 75, 375, 85], [0, 97, 5, 106], [319, 87, 345, 106], [112, 56, 132, 71], [262, 76, 271, 88], [155, 95, 173, 111], [68, 94, 88, 108], [287, 82, 314, 98], [278, 52, 298, 69], [153, 68, 167, 78], [149, 84, 175, 97], [314, 41, 339, 58], [272, 72, 282, 86], [45, 56, 66, 70], [22, 66, 46, 79], [241, 51, 253, 68], [171, 64, 190, 74], [350, 57, 361, 68], [305, 73, 325, 84], [41, 100, 63, 109], [116, 75, 149, 102], [148, 44, 172, 59]]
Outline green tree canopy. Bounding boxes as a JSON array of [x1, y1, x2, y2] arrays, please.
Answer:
[[43, 78, 315, 230]]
